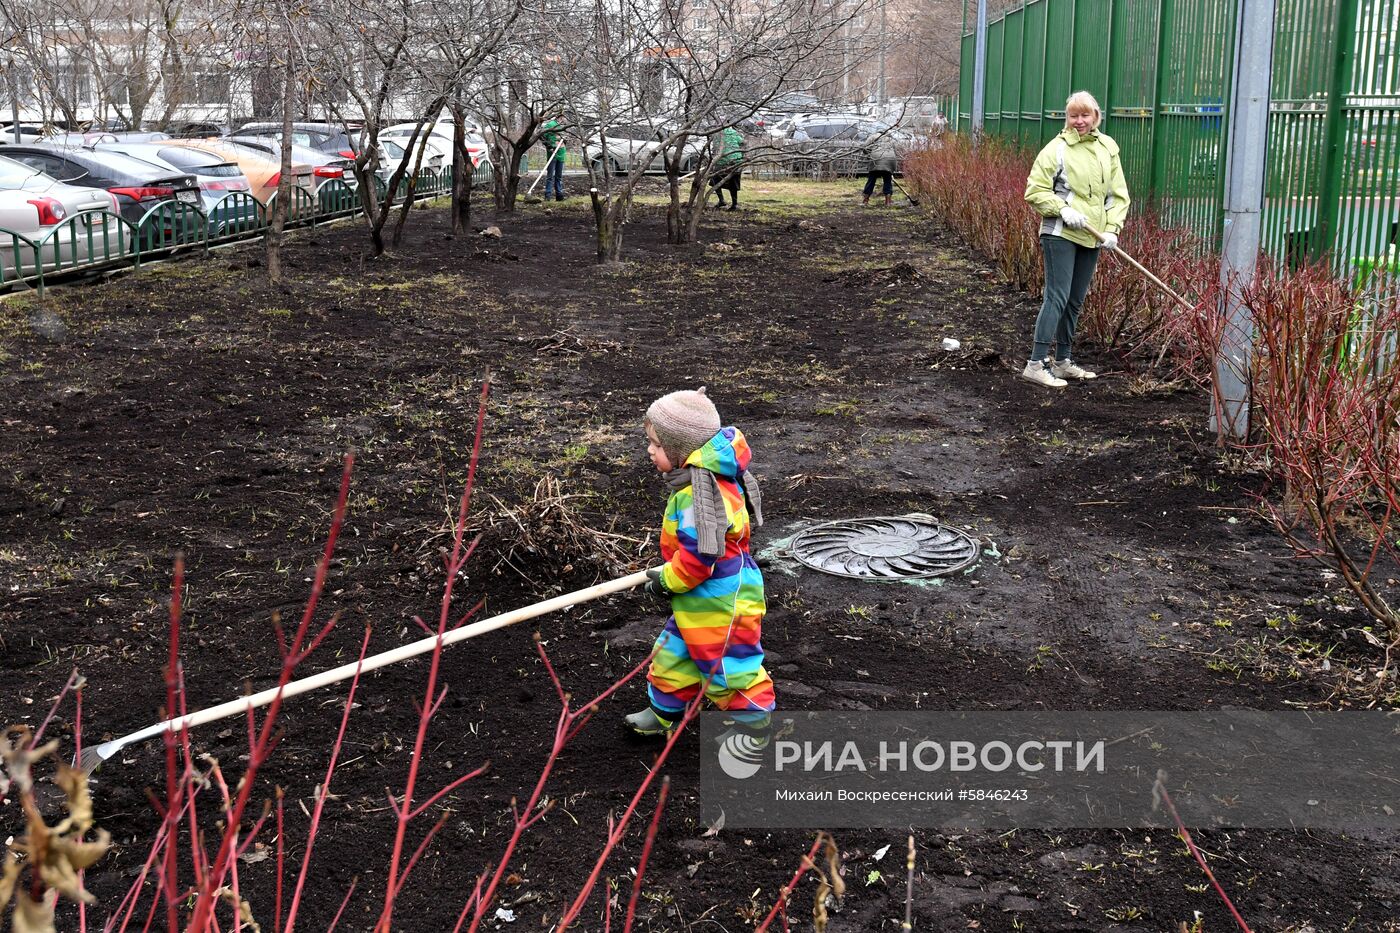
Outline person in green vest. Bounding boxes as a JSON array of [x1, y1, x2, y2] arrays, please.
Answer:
[[708, 126, 745, 211], [1022, 90, 1131, 388], [540, 115, 567, 201]]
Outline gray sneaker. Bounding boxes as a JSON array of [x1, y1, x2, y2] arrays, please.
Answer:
[[1020, 360, 1067, 388], [623, 708, 673, 736]]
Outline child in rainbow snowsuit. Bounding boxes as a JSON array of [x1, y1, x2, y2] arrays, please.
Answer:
[[625, 387, 776, 736]]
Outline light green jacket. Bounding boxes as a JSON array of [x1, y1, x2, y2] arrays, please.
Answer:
[[1024, 127, 1130, 248]]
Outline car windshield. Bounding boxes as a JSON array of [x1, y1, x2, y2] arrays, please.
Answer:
[[0, 154, 44, 186]]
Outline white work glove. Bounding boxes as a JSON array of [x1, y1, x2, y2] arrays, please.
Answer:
[[1099, 231, 1118, 250], [1059, 206, 1087, 229]]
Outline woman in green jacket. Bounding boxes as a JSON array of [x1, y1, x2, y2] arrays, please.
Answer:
[[1021, 91, 1130, 388]]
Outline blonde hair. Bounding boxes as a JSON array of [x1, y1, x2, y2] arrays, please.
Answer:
[[1064, 91, 1102, 129]]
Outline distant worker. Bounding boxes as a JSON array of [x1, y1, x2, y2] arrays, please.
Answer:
[[709, 126, 745, 211], [861, 130, 898, 206], [540, 115, 567, 202], [1021, 90, 1130, 388]]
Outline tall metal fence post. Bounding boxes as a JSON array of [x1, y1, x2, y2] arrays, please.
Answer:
[[1312, 0, 1361, 262], [971, 0, 989, 142], [1212, 0, 1276, 441]]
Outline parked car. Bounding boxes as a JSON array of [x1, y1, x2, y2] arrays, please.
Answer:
[[878, 97, 948, 136], [780, 118, 912, 174], [379, 122, 490, 170], [166, 121, 231, 138], [44, 132, 173, 146], [163, 138, 315, 205], [377, 138, 445, 174], [0, 145, 201, 232], [92, 141, 259, 233], [234, 122, 358, 157], [0, 123, 54, 144], [224, 137, 357, 190], [582, 123, 706, 174], [0, 154, 126, 280]]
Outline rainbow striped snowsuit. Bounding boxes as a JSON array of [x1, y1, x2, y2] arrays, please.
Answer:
[[647, 427, 775, 727]]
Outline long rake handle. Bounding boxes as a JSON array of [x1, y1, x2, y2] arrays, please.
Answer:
[[1085, 224, 1195, 312], [526, 140, 565, 195], [90, 570, 650, 765]]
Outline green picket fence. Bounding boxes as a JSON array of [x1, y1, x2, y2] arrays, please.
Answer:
[[0, 166, 460, 295], [959, 0, 1400, 270]]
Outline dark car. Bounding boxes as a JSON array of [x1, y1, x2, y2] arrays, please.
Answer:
[[233, 122, 358, 158], [0, 145, 201, 236]]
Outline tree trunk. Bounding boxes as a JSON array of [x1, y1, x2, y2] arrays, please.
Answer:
[[664, 154, 685, 244], [492, 121, 539, 214], [450, 105, 471, 235], [266, 44, 296, 284], [390, 133, 430, 248], [589, 188, 625, 264]]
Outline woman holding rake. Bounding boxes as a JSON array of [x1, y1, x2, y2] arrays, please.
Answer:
[[1022, 90, 1131, 388]]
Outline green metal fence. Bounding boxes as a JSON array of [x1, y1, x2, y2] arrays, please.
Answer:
[[959, 0, 1400, 270], [0, 168, 458, 295]]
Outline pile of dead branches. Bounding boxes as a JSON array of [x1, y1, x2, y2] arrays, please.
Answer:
[[479, 475, 643, 583]]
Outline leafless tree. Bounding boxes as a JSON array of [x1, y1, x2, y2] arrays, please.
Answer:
[[471, 2, 591, 214], [549, 0, 876, 262]]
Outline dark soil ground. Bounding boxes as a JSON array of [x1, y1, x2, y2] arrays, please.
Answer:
[[2, 180, 1397, 932]]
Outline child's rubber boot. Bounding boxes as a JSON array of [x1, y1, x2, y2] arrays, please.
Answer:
[[624, 708, 674, 737]]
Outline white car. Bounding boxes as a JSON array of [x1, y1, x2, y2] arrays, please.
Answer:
[[583, 123, 707, 175], [0, 155, 126, 282], [379, 122, 490, 170]]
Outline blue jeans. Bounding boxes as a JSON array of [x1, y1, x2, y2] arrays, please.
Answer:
[[545, 159, 564, 197], [1032, 234, 1100, 362]]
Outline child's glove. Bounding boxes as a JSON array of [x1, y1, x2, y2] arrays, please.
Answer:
[[643, 567, 671, 600]]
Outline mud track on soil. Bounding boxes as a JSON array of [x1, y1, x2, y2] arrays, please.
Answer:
[[1, 181, 1396, 931]]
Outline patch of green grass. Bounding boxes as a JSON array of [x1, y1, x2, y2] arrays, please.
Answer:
[[815, 398, 860, 418], [261, 307, 293, 318]]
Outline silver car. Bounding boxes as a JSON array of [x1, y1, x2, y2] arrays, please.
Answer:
[[0, 155, 126, 284]]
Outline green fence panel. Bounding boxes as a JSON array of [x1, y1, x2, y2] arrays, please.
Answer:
[[1105, 0, 1160, 197], [960, 33, 975, 128], [135, 201, 209, 256], [1020, 0, 1047, 149], [1070, 0, 1111, 105], [1331, 0, 1400, 265], [987, 18, 1005, 136], [1002, 7, 1025, 145], [208, 192, 267, 243], [316, 179, 360, 217], [1043, 0, 1075, 145]]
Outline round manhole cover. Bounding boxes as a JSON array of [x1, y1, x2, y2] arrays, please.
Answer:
[[789, 516, 979, 580]]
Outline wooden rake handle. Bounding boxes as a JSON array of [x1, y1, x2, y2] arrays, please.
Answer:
[[526, 140, 566, 195], [1085, 224, 1196, 312], [83, 569, 651, 771]]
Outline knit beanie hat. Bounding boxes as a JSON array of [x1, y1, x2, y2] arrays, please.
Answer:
[[646, 387, 721, 466]]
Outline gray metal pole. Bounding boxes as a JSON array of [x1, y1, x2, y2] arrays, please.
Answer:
[[971, 0, 988, 141], [879, 0, 888, 106], [1212, 0, 1276, 440], [7, 60, 19, 143]]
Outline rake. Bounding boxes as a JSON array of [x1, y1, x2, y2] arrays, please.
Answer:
[[78, 569, 650, 776], [1085, 224, 1195, 312], [521, 140, 566, 203]]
